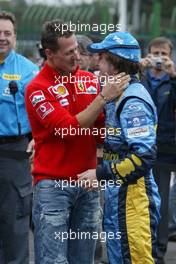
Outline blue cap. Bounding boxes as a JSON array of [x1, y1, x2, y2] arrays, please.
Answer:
[[87, 32, 141, 62]]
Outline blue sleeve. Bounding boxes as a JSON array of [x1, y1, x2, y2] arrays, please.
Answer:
[[21, 63, 39, 95], [96, 97, 157, 184]]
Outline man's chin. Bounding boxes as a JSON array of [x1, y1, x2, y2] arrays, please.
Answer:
[[0, 49, 10, 58], [0, 48, 7, 53], [70, 65, 78, 73]]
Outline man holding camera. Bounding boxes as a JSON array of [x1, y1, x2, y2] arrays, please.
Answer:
[[141, 37, 176, 264]]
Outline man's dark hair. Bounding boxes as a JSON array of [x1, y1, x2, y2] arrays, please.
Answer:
[[105, 52, 140, 75], [41, 20, 73, 52], [148, 37, 173, 55], [0, 11, 16, 32]]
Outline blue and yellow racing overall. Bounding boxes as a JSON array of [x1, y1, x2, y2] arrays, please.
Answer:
[[96, 79, 161, 264]]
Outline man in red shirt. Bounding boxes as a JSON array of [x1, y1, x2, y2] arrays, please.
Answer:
[[25, 20, 130, 264]]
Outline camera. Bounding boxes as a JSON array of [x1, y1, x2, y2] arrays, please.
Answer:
[[150, 56, 163, 70]]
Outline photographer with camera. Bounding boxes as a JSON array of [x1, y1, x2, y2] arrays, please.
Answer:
[[141, 37, 176, 264]]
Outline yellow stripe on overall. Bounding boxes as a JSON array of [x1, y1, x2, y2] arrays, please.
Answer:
[[125, 177, 155, 264]]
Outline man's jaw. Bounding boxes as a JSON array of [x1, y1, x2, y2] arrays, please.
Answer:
[[0, 47, 11, 60]]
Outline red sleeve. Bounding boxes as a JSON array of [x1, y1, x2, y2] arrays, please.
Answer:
[[25, 84, 80, 139]]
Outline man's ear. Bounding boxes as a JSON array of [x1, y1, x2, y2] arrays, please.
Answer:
[[45, 49, 54, 59]]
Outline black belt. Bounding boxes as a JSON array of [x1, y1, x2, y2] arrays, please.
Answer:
[[0, 149, 31, 160], [0, 135, 27, 144], [0, 135, 31, 160]]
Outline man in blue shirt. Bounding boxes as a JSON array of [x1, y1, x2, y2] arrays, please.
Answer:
[[0, 11, 38, 264], [141, 37, 176, 264]]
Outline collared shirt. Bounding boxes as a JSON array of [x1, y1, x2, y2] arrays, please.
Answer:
[[148, 69, 168, 90], [25, 62, 104, 184], [0, 50, 39, 136]]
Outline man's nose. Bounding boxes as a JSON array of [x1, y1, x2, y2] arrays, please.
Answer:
[[0, 32, 6, 40], [74, 49, 80, 60], [157, 52, 162, 57]]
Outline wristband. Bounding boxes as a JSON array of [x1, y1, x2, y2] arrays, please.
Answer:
[[99, 92, 109, 102]]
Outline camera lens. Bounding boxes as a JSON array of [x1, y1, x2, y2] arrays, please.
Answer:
[[156, 61, 162, 70]]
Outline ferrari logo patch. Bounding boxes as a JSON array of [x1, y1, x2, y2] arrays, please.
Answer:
[[75, 82, 87, 94]]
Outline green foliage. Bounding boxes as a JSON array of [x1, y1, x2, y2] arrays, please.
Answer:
[[162, 0, 176, 17], [0, 0, 175, 40], [0, 0, 27, 27]]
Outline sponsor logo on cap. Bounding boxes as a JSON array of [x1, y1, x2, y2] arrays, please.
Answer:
[[112, 36, 124, 44]]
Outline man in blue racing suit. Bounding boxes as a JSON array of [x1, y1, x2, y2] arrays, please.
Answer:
[[78, 32, 161, 264]]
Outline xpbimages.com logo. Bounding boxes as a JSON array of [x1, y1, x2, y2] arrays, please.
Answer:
[[54, 178, 122, 191], [54, 230, 121, 242], [54, 73, 122, 86], [55, 21, 121, 35], [54, 125, 121, 139]]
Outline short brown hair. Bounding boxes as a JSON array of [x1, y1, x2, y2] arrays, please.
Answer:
[[0, 11, 16, 32], [148, 37, 173, 55], [41, 20, 73, 52], [105, 52, 140, 75]]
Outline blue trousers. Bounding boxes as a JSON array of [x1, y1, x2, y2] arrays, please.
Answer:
[[0, 137, 32, 264], [33, 179, 101, 264]]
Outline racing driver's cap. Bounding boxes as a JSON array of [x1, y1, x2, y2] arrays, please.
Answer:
[[87, 31, 141, 62]]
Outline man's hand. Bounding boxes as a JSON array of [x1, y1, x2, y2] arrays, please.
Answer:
[[140, 58, 151, 69], [101, 72, 130, 101], [140, 54, 154, 70], [77, 169, 97, 191], [76, 73, 130, 128], [26, 139, 35, 164], [162, 56, 176, 77]]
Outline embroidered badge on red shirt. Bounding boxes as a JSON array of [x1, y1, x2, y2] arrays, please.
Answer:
[[36, 102, 54, 119], [30, 90, 45, 106], [48, 84, 69, 100], [75, 81, 87, 94]]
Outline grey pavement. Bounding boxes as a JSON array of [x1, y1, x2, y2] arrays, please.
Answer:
[[165, 242, 176, 264], [29, 231, 176, 264]]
